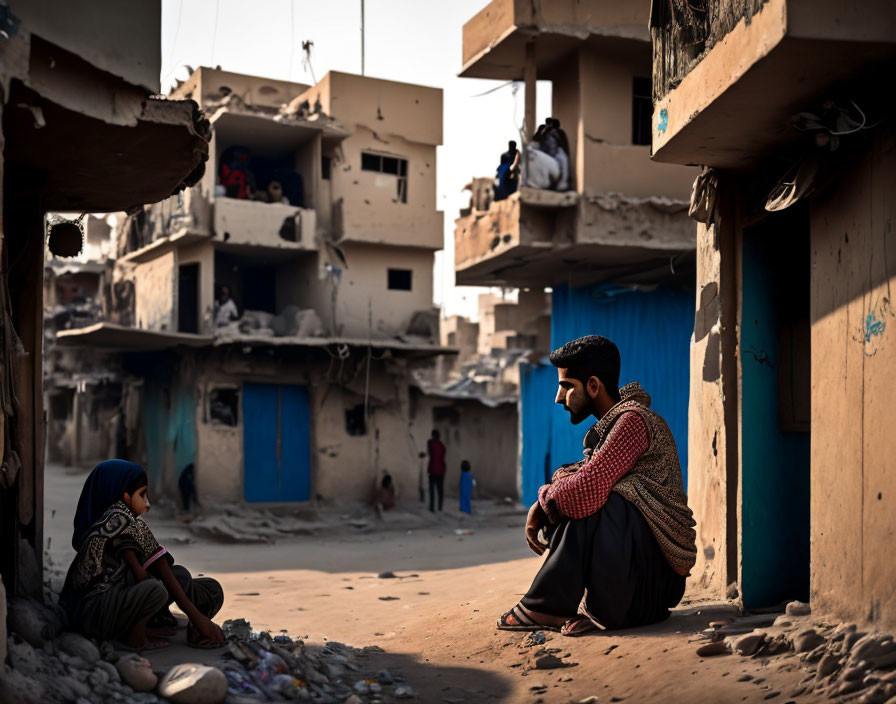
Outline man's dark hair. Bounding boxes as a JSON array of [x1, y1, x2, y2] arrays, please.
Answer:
[[431, 429, 440, 440], [549, 335, 621, 401], [508, 140, 517, 149]]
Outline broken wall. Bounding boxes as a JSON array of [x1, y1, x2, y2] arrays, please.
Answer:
[[329, 128, 442, 249], [134, 250, 175, 331]]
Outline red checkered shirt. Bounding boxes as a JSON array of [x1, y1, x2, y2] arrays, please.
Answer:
[[538, 411, 649, 522]]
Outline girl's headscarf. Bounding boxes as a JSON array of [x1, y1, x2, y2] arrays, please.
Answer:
[[71, 460, 148, 550]]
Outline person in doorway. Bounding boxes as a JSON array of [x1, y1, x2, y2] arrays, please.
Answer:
[[459, 460, 474, 515], [427, 429, 446, 512], [60, 460, 226, 650], [213, 284, 239, 328], [497, 336, 696, 636]]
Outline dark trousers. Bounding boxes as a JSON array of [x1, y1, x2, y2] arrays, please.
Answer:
[[428, 474, 445, 512], [521, 493, 685, 630], [151, 564, 224, 625]]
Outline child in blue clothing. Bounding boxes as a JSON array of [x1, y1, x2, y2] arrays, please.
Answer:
[[459, 460, 474, 514]]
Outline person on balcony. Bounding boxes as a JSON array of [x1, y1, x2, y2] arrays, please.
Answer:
[[213, 285, 239, 328], [497, 335, 696, 636], [494, 141, 520, 201]]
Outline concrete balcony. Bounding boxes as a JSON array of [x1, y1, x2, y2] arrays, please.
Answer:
[[454, 186, 695, 288], [460, 0, 648, 78], [651, 0, 896, 168], [213, 197, 316, 251]]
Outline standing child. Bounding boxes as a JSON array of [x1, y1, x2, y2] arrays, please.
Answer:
[[459, 460, 474, 515], [60, 460, 225, 650]]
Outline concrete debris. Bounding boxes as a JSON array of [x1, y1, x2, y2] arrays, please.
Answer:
[[158, 663, 228, 704], [6, 597, 61, 647], [116, 653, 158, 691], [711, 608, 896, 704], [696, 641, 731, 657], [4, 602, 416, 703], [785, 601, 811, 617]]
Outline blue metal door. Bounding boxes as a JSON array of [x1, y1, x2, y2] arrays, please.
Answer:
[[242, 383, 311, 502]]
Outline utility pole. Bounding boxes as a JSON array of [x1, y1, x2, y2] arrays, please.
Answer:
[[360, 0, 365, 75]]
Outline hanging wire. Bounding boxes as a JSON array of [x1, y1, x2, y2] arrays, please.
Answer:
[[209, 0, 221, 67]]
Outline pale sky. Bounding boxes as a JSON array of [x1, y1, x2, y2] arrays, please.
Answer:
[[160, 0, 552, 320]]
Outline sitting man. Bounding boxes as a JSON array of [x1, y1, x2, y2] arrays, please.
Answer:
[[498, 335, 696, 636]]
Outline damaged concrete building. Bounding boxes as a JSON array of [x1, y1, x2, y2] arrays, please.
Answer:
[[54, 67, 521, 507], [649, 0, 896, 627], [0, 0, 209, 601], [454, 0, 698, 506]]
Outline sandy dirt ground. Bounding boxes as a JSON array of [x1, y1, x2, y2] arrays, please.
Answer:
[[44, 462, 825, 703]]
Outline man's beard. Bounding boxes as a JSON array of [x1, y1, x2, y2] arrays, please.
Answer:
[[564, 404, 591, 425]]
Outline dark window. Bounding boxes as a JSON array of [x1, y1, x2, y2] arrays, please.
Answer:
[[387, 268, 412, 291], [632, 76, 653, 146], [321, 155, 331, 180], [361, 153, 381, 171], [178, 263, 199, 333], [345, 404, 367, 436], [209, 388, 238, 426], [361, 151, 408, 203]]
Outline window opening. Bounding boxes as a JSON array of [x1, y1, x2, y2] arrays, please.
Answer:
[[178, 263, 200, 334], [387, 268, 412, 291], [632, 76, 653, 146], [209, 388, 239, 426], [345, 403, 367, 436], [321, 155, 332, 180], [361, 152, 408, 203]]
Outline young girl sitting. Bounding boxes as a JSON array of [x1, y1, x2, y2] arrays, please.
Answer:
[[60, 460, 225, 650]]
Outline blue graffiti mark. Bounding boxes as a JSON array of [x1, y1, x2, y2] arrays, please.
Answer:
[[865, 310, 885, 342], [0, 2, 21, 38], [657, 108, 669, 134]]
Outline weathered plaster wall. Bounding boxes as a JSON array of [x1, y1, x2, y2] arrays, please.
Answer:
[[213, 198, 316, 250], [412, 395, 520, 501], [134, 250, 175, 331], [330, 127, 442, 250], [291, 244, 434, 339], [173, 67, 310, 110], [191, 353, 422, 506], [809, 126, 896, 629]]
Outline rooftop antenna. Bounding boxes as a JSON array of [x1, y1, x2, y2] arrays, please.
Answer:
[[302, 40, 317, 84], [360, 0, 365, 75]]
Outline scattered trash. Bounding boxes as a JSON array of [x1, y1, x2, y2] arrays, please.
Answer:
[[453, 529, 475, 536]]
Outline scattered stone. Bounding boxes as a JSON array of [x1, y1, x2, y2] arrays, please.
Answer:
[[842, 663, 867, 681], [377, 571, 397, 579], [115, 654, 158, 692], [785, 602, 811, 617], [0, 669, 45, 704], [7, 635, 43, 675], [344, 697, 363, 704], [6, 598, 59, 648], [849, 634, 896, 669], [737, 674, 753, 682], [773, 615, 793, 627], [222, 618, 253, 639], [57, 675, 91, 700], [525, 632, 547, 647], [726, 582, 739, 600], [378, 596, 400, 601], [733, 631, 765, 656], [709, 621, 729, 629], [578, 698, 599, 704], [763, 693, 780, 700], [378, 670, 394, 684], [858, 685, 891, 704], [158, 663, 227, 704], [535, 653, 571, 669], [817, 653, 841, 679], [793, 629, 825, 654], [837, 679, 864, 696], [394, 685, 414, 698], [57, 631, 100, 664], [696, 641, 730, 657]]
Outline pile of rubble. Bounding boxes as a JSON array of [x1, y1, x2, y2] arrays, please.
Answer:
[[2, 598, 414, 704], [696, 601, 896, 702]]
